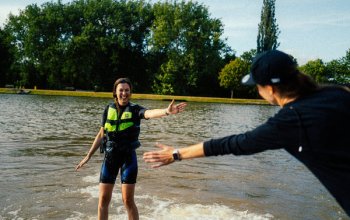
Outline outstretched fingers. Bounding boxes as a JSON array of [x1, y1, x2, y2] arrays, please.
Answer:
[[175, 102, 187, 113], [143, 143, 168, 161], [167, 99, 175, 113], [169, 99, 175, 107], [143, 143, 174, 168], [167, 100, 187, 115], [143, 152, 162, 162]]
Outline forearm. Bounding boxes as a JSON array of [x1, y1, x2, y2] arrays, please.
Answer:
[[76, 127, 104, 170], [144, 108, 168, 119], [87, 137, 101, 156], [143, 142, 205, 168], [144, 100, 186, 119], [87, 127, 104, 157], [178, 142, 205, 160]]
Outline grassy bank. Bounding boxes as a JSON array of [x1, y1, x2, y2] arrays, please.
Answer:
[[0, 87, 267, 105]]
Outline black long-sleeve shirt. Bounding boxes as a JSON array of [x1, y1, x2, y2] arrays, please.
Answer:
[[203, 86, 350, 215]]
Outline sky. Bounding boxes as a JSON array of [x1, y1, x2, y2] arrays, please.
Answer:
[[1, 0, 350, 65]]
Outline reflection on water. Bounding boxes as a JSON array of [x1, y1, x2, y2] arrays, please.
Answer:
[[0, 94, 347, 220]]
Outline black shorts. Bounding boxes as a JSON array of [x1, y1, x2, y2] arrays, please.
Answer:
[[99, 150, 138, 184]]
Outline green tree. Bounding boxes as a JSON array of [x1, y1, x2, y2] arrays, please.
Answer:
[[0, 28, 14, 86], [341, 49, 350, 84], [4, 0, 154, 90], [257, 0, 280, 53], [4, 2, 67, 88], [56, 0, 153, 91], [150, 1, 230, 95], [299, 59, 328, 83], [3, 0, 230, 95], [326, 49, 350, 85], [240, 49, 257, 63], [152, 59, 176, 94], [218, 57, 250, 98]]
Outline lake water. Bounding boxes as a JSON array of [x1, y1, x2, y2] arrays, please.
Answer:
[[0, 94, 347, 220]]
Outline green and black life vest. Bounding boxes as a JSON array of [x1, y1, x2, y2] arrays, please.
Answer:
[[104, 102, 141, 147]]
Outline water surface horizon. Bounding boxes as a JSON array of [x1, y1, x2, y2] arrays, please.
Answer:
[[0, 94, 346, 219]]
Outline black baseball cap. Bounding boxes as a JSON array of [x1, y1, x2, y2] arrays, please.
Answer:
[[241, 50, 298, 86]]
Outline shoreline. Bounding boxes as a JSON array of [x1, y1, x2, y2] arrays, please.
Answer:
[[0, 87, 267, 105]]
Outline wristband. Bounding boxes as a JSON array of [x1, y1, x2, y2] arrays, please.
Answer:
[[172, 149, 181, 161]]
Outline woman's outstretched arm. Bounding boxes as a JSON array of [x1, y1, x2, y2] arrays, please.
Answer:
[[143, 142, 205, 168]]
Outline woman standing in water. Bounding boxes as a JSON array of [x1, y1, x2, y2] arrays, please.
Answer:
[[76, 77, 186, 220]]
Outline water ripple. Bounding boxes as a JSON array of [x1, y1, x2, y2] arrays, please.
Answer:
[[0, 94, 345, 219]]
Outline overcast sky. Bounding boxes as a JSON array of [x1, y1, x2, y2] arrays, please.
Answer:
[[1, 0, 350, 64]]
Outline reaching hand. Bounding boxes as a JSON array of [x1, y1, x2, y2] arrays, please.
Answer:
[[75, 155, 91, 171], [143, 143, 175, 168], [167, 99, 187, 115]]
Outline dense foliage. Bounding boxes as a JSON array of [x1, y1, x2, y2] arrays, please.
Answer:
[[0, 0, 348, 98], [0, 0, 233, 96], [299, 49, 350, 86], [0, 29, 13, 86], [219, 58, 253, 98]]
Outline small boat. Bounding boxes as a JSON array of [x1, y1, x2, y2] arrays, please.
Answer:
[[17, 89, 31, 94]]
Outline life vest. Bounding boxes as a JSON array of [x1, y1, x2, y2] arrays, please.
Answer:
[[104, 102, 141, 147]]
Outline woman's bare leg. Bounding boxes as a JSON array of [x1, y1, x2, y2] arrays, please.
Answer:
[[122, 183, 139, 220], [98, 183, 114, 220]]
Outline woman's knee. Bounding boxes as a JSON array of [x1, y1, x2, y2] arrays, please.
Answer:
[[99, 183, 114, 208], [122, 196, 135, 208], [121, 183, 136, 208], [99, 193, 112, 208]]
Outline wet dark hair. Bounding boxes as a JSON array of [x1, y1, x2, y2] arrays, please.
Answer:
[[273, 69, 319, 98], [112, 77, 132, 99]]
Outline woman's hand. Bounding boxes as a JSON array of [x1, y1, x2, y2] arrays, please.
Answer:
[[166, 99, 187, 115], [143, 143, 175, 168], [75, 155, 91, 171], [75, 127, 104, 171]]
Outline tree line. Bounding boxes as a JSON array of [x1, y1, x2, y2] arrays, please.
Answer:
[[0, 0, 234, 97], [218, 0, 349, 98], [0, 0, 349, 98]]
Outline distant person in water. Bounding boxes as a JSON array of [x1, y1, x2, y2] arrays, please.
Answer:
[[143, 50, 350, 216], [76, 77, 187, 220]]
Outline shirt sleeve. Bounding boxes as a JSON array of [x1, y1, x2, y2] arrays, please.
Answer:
[[203, 107, 300, 156], [135, 104, 147, 119], [101, 104, 109, 127]]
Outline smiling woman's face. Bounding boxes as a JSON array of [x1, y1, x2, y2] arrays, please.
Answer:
[[116, 82, 131, 106]]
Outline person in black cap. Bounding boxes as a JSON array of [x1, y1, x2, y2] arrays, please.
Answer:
[[143, 50, 350, 216]]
